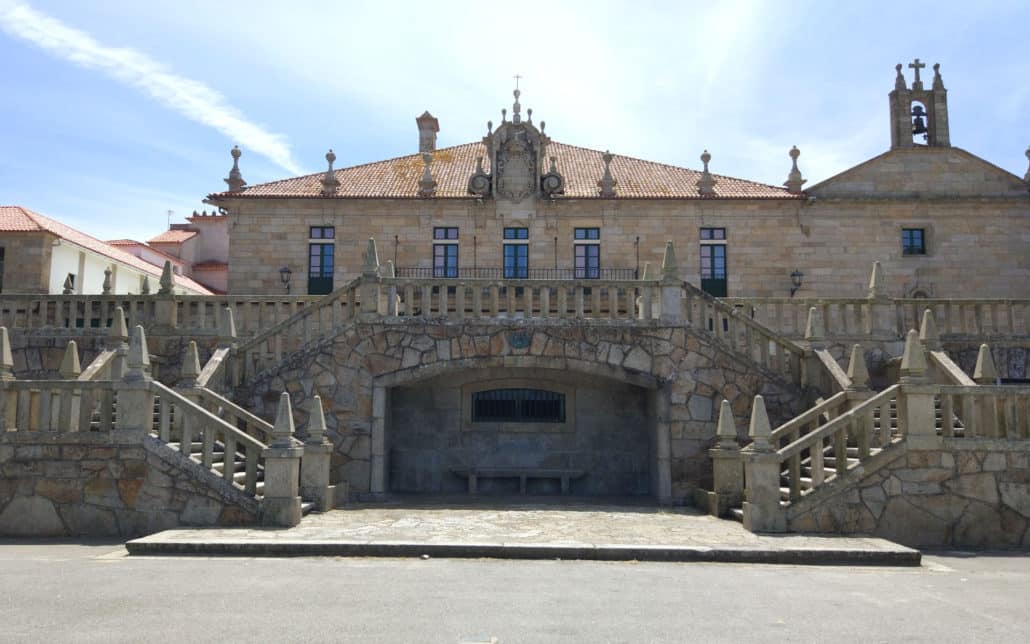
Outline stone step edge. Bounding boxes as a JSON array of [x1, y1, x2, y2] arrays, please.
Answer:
[[124, 539, 921, 567]]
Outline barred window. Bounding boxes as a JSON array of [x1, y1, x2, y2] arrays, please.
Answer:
[[472, 388, 566, 423]]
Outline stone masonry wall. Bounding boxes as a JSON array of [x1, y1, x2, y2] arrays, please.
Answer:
[[236, 318, 802, 502], [0, 232, 53, 295], [0, 429, 258, 537], [787, 441, 1030, 548]]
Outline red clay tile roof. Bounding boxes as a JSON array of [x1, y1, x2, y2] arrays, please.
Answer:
[[148, 229, 197, 243], [106, 238, 144, 246], [207, 141, 798, 201], [0, 206, 213, 294]]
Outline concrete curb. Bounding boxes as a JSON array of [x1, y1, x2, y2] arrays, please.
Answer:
[[125, 538, 922, 566]]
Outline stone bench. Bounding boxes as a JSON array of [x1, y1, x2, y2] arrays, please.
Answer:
[[451, 467, 586, 495]]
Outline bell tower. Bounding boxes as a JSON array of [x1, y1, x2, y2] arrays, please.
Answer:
[[889, 59, 950, 149]]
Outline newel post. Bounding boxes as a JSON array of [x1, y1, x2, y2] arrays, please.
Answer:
[[659, 241, 683, 324], [116, 325, 155, 433], [299, 395, 339, 511], [741, 395, 786, 532], [701, 400, 744, 516], [261, 392, 303, 527], [899, 329, 940, 449], [0, 327, 15, 431], [359, 238, 383, 319], [863, 261, 894, 338], [155, 260, 179, 330]]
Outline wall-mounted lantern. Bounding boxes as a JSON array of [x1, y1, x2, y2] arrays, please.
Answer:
[[789, 268, 804, 297], [279, 266, 293, 293]]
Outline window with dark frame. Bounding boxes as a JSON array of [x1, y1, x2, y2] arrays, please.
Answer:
[[433, 227, 459, 278], [902, 228, 926, 255], [699, 227, 728, 297], [0, 247, 5, 293], [308, 226, 335, 295], [574, 227, 600, 279], [472, 388, 566, 423], [503, 227, 529, 278]]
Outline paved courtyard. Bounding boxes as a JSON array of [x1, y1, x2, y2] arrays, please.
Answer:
[[128, 497, 917, 564]]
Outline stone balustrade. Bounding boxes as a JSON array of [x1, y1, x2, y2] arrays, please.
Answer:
[[937, 385, 1030, 439], [0, 379, 115, 432]]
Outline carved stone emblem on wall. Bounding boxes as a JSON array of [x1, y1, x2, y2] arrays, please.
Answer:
[[496, 133, 536, 202]]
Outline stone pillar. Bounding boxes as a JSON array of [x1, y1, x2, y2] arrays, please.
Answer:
[[59, 341, 82, 379], [368, 384, 389, 499], [0, 327, 13, 382], [218, 307, 237, 349], [973, 344, 1000, 437], [299, 395, 338, 511], [973, 343, 998, 385], [359, 238, 382, 320], [179, 340, 201, 389], [117, 326, 155, 432], [863, 261, 894, 338], [701, 400, 743, 516], [155, 260, 178, 329], [741, 395, 786, 532], [899, 329, 940, 449], [801, 306, 825, 390], [0, 327, 14, 431], [659, 241, 683, 324], [107, 307, 129, 379], [261, 392, 303, 527]]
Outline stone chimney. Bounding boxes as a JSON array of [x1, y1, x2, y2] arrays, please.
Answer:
[[416, 111, 439, 153]]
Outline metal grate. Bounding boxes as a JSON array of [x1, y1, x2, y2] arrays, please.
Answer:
[[472, 388, 566, 423]]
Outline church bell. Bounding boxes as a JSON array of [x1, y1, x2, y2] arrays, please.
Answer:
[[911, 104, 928, 136]]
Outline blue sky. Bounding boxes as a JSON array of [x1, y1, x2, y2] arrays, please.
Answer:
[[1, 0, 1027, 242]]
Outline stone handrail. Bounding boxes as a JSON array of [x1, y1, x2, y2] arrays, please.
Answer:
[[186, 386, 277, 446], [0, 379, 115, 432], [812, 349, 853, 395], [195, 347, 232, 392], [150, 381, 268, 496], [768, 390, 851, 445], [723, 297, 1030, 341], [176, 295, 321, 337], [928, 350, 976, 386], [681, 283, 806, 384], [235, 277, 362, 380], [380, 276, 656, 320], [937, 385, 1030, 439], [774, 385, 900, 503], [0, 295, 156, 331], [78, 349, 117, 381]]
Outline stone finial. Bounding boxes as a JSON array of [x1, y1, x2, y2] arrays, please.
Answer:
[[846, 344, 870, 390], [102, 267, 113, 295], [0, 327, 13, 381], [416, 110, 439, 153], [59, 340, 82, 379], [803, 306, 824, 343], [747, 395, 773, 452], [697, 150, 717, 196], [362, 237, 380, 277], [320, 149, 341, 195], [526, 108, 533, 124], [181, 340, 201, 386], [218, 307, 237, 344], [383, 260, 396, 279], [639, 262, 652, 281], [660, 241, 679, 281], [541, 120, 546, 133], [418, 153, 437, 198], [271, 392, 296, 448], [468, 156, 491, 197], [140, 276, 150, 295], [919, 308, 941, 351], [125, 324, 151, 381], [158, 260, 174, 295], [932, 63, 945, 91], [598, 150, 617, 198], [224, 145, 246, 192], [973, 344, 998, 385], [894, 63, 907, 91], [541, 156, 565, 198], [867, 261, 886, 300], [899, 329, 928, 382], [62, 274, 74, 295], [306, 395, 328, 445], [486, 120, 493, 136], [1024, 146, 1030, 184], [511, 88, 522, 124], [108, 307, 128, 345], [501, 108, 507, 123], [783, 146, 806, 194], [716, 399, 738, 449]]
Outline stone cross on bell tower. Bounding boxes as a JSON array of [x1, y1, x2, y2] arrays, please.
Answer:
[[889, 59, 951, 149]]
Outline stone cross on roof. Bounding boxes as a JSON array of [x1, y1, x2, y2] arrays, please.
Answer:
[[908, 58, 926, 87]]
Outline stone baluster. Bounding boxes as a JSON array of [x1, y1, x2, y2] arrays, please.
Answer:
[[704, 400, 743, 516], [262, 392, 304, 526], [741, 395, 786, 532], [299, 395, 338, 511]]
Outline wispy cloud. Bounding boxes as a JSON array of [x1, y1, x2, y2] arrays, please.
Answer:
[[0, 0, 304, 175]]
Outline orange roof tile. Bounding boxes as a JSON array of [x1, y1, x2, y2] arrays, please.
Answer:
[[207, 141, 798, 201], [148, 229, 197, 244], [106, 238, 145, 246], [0, 206, 213, 294]]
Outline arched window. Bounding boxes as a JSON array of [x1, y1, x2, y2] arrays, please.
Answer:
[[472, 388, 565, 423]]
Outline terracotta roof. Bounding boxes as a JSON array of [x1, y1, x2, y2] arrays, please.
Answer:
[[106, 238, 145, 246], [208, 141, 798, 201], [0, 206, 213, 294], [148, 229, 197, 243]]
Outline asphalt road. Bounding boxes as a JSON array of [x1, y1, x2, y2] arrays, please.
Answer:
[[1, 542, 1028, 643]]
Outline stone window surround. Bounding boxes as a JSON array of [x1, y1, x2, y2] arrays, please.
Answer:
[[461, 378, 576, 434], [900, 223, 934, 258]]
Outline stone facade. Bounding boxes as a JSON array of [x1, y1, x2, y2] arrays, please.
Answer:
[[0, 231, 53, 295], [237, 318, 802, 503], [787, 442, 1030, 548], [0, 429, 258, 537]]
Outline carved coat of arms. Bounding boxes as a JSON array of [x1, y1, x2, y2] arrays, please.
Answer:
[[496, 135, 536, 202]]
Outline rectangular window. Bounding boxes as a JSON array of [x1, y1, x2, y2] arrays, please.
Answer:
[[308, 226, 335, 295], [503, 227, 529, 278], [432, 227, 459, 278], [700, 227, 727, 297], [472, 388, 566, 423], [573, 227, 600, 279], [902, 228, 926, 255]]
